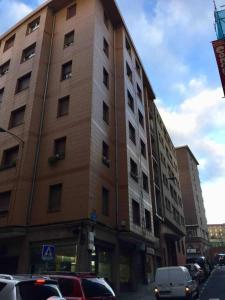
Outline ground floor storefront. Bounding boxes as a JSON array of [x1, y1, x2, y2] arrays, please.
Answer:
[[0, 221, 157, 293]]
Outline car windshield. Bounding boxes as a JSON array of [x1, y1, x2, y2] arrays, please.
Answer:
[[16, 282, 60, 300], [82, 278, 115, 298]]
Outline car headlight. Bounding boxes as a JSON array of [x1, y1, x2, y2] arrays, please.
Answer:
[[154, 288, 159, 293]]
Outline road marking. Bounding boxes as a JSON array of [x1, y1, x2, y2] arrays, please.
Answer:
[[209, 298, 220, 300]]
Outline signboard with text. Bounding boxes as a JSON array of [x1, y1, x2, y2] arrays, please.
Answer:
[[212, 39, 225, 96]]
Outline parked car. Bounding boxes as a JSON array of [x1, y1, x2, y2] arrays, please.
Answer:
[[0, 274, 64, 300], [185, 263, 205, 283], [45, 272, 117, 300], [154, 266, 199, 299]]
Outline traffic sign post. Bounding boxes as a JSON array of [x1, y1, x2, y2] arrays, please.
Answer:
[[41, 245, 55, 262]]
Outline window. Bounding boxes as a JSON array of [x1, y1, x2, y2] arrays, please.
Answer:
[[54, 137, 66, 159], [127, 90, 134, 111], [4, 34, 15, 52], [103, 67, 109, 88], [138, 110, 144, 128], [135, 59, 141, 77], [165, 197, 171, 212], [140, 139, 146, 158], [137, 84, 142, 101], [61, 61, 72, 80], [126, 62, 132, 82], [103, 38, 109, 57], [103, 101, 109, 124], [130, 158, 138, 181], [142, 172, 149, 193], [132, 199, 140, 225], [15, 72, 31, 93], [102, 141, 110, 167], [67, 4, 76, 20], [57, 95, 70, 117], [21, 43, 36, 62], [9, 105, 26, 129], [0, 191, 11, 213], [48, 184, 62, 212], [27, 17, 40, 35], [64, 30, 74, 48], [1, 145, 19, 170], [104, 12, 109, 29], [145, 209, 152, 231], [0, 88, 4, 104], [102, 187, 109, 216], [129, 122, 136, 144], [0, 60, 10, 77], [125, 37, 131, 56]]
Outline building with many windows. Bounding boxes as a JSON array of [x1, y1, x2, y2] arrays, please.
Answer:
[[176, 146, 209, 258], [0, 0, 158, 292]]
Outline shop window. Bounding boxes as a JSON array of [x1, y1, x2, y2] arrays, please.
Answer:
[[26, 17, 40, 35], [137, 83, 142, 101], [102, 141, 110, 167], [54, 137, 66, 160], [48, 184, 62, 212], [145, 209, 152, 231], [102, 187, 109, 216], [103, 38, 109, 57], [103, 67, 109, 88], [61, 61, 72, 80], [4, 34, 15, 52], [64, 30, 74, 48], [67, 4, 76, 20], [0, 191, 11, 213], [126, 62, 132, 83], [0, 88, 4, 104], [129, 122, 136, 144], [138, 110, 144, 128], [1, 145, 19, 170], [57, 95, 70, 117], [127, 90, 134, 112], [142, 172, 149, 193], [132, 199, 140, 226], [0, 60, 10, 77], [21, 43, 36, 62], [140, 139, 146, 158], [125, 37, 131, 57], [130, 158, 138, 181], [15, 72, 31, 93], [103, 101, 109, 124], [9, 105, 26, 129]]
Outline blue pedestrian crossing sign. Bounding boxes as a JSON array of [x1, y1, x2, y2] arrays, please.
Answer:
[[41, 245, 55, 261]]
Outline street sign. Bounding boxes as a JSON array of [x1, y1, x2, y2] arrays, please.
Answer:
[[41, 245, 55, 261]]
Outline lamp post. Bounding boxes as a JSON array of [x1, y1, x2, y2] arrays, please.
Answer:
[[0, 127, 24, 145]]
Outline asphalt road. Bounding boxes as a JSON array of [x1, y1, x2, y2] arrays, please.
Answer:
[[199, 266, 225, 300]]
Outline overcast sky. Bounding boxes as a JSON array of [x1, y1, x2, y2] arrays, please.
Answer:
[[0, 0, 225, 224]]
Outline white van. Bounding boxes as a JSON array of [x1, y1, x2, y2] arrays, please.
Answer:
[[154, 266, 199, 299]]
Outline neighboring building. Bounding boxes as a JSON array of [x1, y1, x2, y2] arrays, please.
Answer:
[[176, 146, 209, 258], [208, 224, 225, 263], [146, 102, 186, 267], [0, 0, 158, 292]]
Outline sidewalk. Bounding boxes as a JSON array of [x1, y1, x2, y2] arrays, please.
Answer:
[[118, 283, 156, 300]]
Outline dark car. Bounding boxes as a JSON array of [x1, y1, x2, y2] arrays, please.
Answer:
[[186, 263, 205, 283], [46, 272, 117, 300]]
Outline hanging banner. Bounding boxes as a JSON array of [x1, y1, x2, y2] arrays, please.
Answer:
[[212, 39, 225, 96]]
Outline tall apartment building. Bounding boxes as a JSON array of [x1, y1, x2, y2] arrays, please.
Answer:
[[208, 224, 225, 247], [0, 0, 158, 292], [146, 102, 186, 266], [176, 146, 209, 258]]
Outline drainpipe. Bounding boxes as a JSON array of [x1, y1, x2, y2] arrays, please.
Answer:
[[26, 12, 56, 225]]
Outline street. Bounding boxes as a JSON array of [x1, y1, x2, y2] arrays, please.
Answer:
[[200, 266, 225, 300]]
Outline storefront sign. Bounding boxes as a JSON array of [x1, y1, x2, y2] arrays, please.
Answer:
[[187, 248, 196, 254], [212, 39, 225, 95], [146, 246, 155, 255]]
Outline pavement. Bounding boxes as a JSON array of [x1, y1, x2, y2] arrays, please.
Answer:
[[118, 282, 156, 300]]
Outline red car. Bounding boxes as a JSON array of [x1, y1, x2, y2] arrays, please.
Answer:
[[46, 272, 116, 300]]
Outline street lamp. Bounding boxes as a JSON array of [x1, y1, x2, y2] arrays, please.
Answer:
[[0, 127, 24, 144]]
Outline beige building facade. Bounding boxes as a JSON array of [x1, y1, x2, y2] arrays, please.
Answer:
[[0, 0, 159, 292], [176, 146, 209, 258]]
